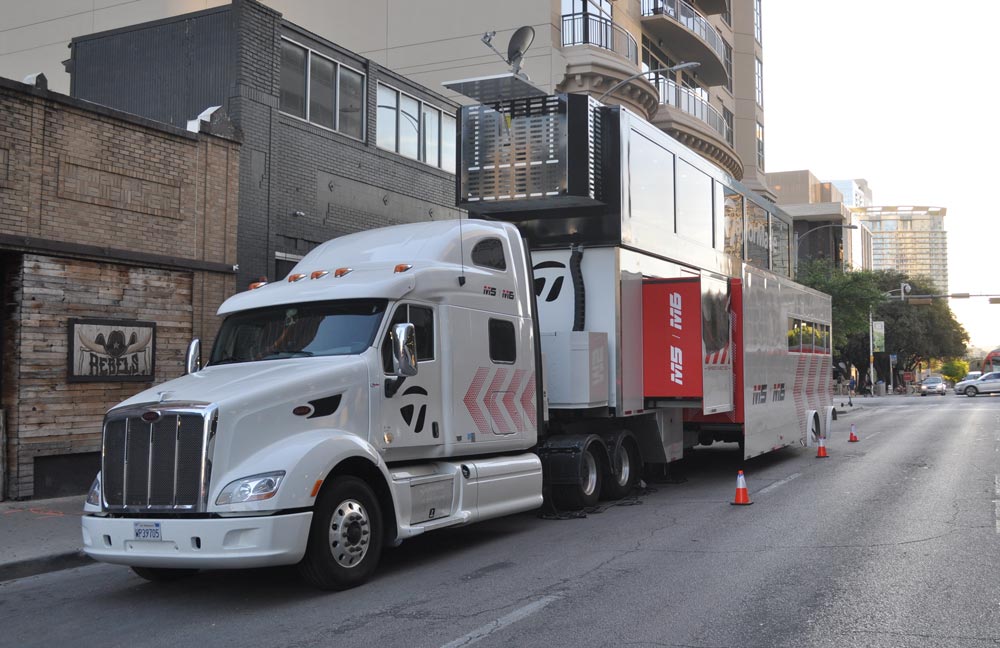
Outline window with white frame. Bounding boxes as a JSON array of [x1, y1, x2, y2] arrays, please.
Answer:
[[755, 57, 763, 106], [756, 121, 765, 170], [279, 38, 366, 140], [377, 82, 456, 173], [753, 0, 762, 43]]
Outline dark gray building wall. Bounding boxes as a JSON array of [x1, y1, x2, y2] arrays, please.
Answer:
[[69, 0, 462, 290]]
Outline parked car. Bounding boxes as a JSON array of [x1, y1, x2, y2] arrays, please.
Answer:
[[956, 372, 1000, 397], [918, 376, 947, 396], [954, 372, 982, 394]]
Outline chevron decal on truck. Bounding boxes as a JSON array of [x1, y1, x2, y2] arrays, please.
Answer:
[[463, 367, 536, 435]]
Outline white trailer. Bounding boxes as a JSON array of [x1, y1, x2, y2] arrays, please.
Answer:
[[82, 93, 832, 589]]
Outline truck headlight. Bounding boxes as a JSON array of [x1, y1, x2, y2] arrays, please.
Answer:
[[85, 473, 102, 509], [216, 471, 285, 505]]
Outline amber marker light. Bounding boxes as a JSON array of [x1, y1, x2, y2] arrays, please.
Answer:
[[249, 281, 267, 290], [310, 480, 324, 497], [394, 264, 413, 273], [310, 270, 329, 280], [288, 273, 307, 282], [334, 267, 353, 278]]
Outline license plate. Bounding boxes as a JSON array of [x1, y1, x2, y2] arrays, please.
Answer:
[[133, 522, 162, 541]]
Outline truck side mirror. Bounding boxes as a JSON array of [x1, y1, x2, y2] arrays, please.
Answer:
[[391, 323, 418, 377], [185, 339, 201, 375]]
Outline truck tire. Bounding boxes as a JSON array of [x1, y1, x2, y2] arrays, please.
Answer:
[[601, 438, 640, 500], [298, 476, 383, 590], [553, 443, 602, 510], [131, 567, 198, 582]]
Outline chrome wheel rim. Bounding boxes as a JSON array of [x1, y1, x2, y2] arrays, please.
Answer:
[[582, 451, 598, 497], [615, 445, 631, 487], [328, 498, 371, 568]]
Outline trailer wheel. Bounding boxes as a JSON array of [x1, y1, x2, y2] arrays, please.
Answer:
[[601, 438, 640, 500], [554, 443, 602, 510], [298, 476, 383, 590], [131, 567, 198, 582]]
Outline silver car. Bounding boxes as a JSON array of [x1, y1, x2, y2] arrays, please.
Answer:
[[918, 376, 947, 396], [956, 372, 1000, 397]]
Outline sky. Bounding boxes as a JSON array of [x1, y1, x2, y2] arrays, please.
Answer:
[[763, 0, 1000, 351]]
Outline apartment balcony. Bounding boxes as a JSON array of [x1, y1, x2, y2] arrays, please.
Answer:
[[640, 0, 728, 87], [651, 77, 742, 178], [559, 13, 659, 120]]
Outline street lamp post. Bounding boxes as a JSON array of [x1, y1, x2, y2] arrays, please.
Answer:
[[870, 282, 911, 393], [793, 223, 858, 275], [597, 61, 701, 103]]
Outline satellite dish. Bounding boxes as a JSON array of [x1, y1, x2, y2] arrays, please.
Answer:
[[507, 26, 535, 77]]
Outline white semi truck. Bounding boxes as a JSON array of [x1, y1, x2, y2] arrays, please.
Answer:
[[82, 93, 833, 589]]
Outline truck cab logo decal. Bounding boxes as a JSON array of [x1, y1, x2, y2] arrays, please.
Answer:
[[399, 385, 429, 433], [532, 261, 565, 302]]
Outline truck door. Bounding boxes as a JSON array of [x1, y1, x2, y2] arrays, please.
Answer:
[[378, 302, 444, 452]]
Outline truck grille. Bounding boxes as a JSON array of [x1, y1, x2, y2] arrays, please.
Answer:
[[102, 410, 210, 510]]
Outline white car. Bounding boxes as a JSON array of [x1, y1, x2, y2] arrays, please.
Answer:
[[955, 372, 1000, 397], [918, 376, 947, 396]]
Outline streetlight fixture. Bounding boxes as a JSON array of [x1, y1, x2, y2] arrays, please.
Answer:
[[597, 62, 701, 103], [869, 282, 910, 393], [793, 223, 858, 274]]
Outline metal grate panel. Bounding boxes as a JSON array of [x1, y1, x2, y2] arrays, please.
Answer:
[[102, 410, 208, 510]]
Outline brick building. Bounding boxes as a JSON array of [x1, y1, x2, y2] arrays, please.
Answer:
[[0, 76, 239, 499], [67, 0, 462, 289]]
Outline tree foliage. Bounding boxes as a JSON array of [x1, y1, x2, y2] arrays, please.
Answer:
[[795, 261, 968, 380], [940, 359, 969, 384]]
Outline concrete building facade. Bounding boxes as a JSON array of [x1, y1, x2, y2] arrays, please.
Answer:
[[64, 0, 462, 290], [0, 0, 773, 199], [767, 169, 871, 272], [0, 76, 239, 500]]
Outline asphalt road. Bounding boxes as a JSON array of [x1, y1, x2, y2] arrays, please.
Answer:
[[2, 396, 997, 648]]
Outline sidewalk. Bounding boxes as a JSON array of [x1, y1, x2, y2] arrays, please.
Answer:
[[0, 494, 90, 582]]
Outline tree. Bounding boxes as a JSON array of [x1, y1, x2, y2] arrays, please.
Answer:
[[795, 261, 968, 382], [940, 359, 969, 384]]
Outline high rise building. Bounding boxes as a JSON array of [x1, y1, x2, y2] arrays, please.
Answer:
[[857, 206, 948, 292], [0, 0, 772, 197], [767, 170, 872, 271]]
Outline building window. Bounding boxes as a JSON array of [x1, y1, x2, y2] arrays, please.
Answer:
[[279, 38, 366, 140], [722, 107, 734, 145], [754, 0, 762, 43], [755, 57, 763, 106], [756, 121, 765, 170], [280, 41, 307, 119], [377, 82, 456, 172], [721, 0, 732, 25], [723, 41, 733, 93]]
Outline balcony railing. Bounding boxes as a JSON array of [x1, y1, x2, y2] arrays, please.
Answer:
[[640, 0, 726, 63], [653, 76, 732, 144], [562, 13, 639, 66]]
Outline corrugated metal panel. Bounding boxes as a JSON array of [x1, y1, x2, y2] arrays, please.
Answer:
[[72, 10, 232, 129]]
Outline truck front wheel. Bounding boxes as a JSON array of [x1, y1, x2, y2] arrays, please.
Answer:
[[298, 476, 383, 590]]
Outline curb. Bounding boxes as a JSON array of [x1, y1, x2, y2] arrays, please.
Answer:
[[0, 551, 93, 583]]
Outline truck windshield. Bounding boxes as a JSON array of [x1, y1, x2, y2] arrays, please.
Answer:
[[209, 299, 387, 365]]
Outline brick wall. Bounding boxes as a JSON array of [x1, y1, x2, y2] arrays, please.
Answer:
[[0, 79, 240, 499]]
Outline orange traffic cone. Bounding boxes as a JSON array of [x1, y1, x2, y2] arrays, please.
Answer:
[[731, 470, 752, 505], [848, 423, 859, 443], [816, 436, 829, 458]]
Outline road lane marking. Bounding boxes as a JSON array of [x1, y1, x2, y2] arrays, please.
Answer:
[[757, 472, 801, 495], [994, 475, 1000, 535], [440, 595, 562, 648]]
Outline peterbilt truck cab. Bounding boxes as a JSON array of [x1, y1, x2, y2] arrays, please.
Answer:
[[82, 220, 545, 589]]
